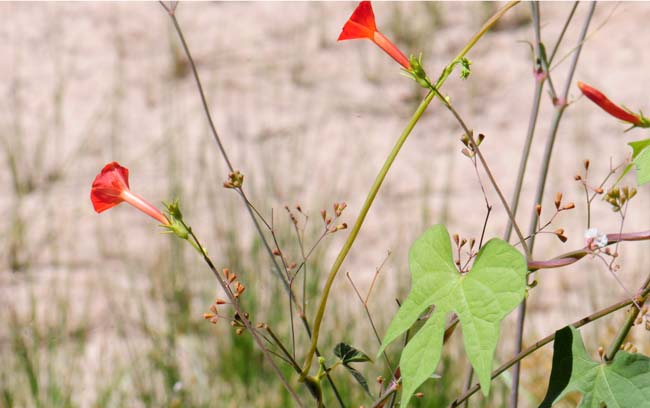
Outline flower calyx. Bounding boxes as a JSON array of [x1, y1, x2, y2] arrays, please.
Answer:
[[162, 199, 206, 254]]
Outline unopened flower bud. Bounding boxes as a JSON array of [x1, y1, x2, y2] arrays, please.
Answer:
[[578, 81, 647, 127], [335, 202, 347, 216]]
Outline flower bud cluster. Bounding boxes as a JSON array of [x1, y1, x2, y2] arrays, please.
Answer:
[[604, 186, 637, 212]]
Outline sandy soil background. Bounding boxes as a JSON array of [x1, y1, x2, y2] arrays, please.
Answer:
[[2, 2, 650, 407]]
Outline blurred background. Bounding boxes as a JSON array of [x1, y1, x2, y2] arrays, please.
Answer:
[[2, 2, 650, 407]]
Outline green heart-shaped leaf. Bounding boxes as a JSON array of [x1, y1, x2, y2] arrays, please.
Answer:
[[620, 138, 650, 185], [378, 225, 527, 406], [555, 326, 650, 407]]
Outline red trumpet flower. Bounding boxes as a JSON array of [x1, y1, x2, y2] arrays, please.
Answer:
[[577, 81, 647, 127], [91, 162, 169, 225], [338, 1, 411, 70]]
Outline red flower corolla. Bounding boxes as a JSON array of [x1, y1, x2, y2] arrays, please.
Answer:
[[577, 81, 645, 127], [91, 162, 169, 225], [338, 1, 411, 70]]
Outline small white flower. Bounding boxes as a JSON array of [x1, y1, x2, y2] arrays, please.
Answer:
[[173, 381, 183, 393], [584, 228, 608, 249], [584, 228, 599, 239]]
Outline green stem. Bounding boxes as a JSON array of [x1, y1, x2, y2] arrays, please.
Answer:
[[301, 0, 521, 378], [605, 274, 650, 361], [301, 89, 436, 376], [604, 304, 642, 361], [264, 324, 303, 373]]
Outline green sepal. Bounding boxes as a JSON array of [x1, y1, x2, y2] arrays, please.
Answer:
[[162, 199, 205, 254], [402, 53, 432, 89]]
